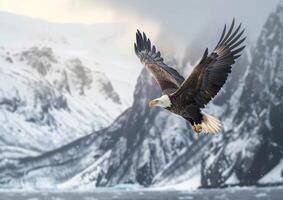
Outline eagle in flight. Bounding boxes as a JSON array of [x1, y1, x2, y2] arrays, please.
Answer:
[[134, 19, 245, 134]]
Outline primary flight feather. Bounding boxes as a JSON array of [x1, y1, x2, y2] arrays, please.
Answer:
[[134, 19, 246, 134]]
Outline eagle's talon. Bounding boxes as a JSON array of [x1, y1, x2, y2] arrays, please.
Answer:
[[192, 124, 202, 133], [195, 124, 202, 133]]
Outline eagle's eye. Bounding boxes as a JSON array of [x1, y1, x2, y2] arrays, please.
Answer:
[[148, 99, 158, 107]]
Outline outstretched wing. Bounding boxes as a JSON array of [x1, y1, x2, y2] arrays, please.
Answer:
[[171, 19, 246, 108], [134, 30, 185, 94]]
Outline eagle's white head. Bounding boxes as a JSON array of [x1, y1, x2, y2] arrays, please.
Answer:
[[148, 95, 172, 108]]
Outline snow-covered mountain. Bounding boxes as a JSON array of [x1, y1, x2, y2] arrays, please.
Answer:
[[201, 4, 283, 187], [0, 12, 142, 153], [0, 49, 248, 190]]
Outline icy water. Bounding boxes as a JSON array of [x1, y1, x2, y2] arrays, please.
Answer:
[[0, 186, 282, 200]]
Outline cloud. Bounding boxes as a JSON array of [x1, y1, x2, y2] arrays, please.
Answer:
[[75, 0, 279, 41], [1, 0, 279, 42], [73, 0, 280, 64]]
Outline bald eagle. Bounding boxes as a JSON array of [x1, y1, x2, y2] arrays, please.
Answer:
[[134, 19, 245, 134]]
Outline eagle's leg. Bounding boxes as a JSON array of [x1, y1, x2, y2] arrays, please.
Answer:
[[183, 105, 203, 134], [192, 124, 197, 132]]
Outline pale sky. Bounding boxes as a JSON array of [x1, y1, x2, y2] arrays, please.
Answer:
[[0, 0, 279, 31], [0, 0, 117, 24], [0, 0, 280, 52]]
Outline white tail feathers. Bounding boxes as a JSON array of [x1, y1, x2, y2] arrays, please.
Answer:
[[201, 112, 222, 134]]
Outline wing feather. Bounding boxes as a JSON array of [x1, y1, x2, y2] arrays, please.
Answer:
[[134, 30, 185, 94], [171, 20, 246, 108]]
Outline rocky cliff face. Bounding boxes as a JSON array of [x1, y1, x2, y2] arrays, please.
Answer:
[[201, 4, 283, 187], [0, 45, 124, 153]]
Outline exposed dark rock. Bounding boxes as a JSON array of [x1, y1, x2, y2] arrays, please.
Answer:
[[20, 47, 57, 76], [94, 71, 121, 104], [66, 58, 93, 95]]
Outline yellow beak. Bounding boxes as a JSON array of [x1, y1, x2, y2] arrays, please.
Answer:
[[149, 100, 158, 107]]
